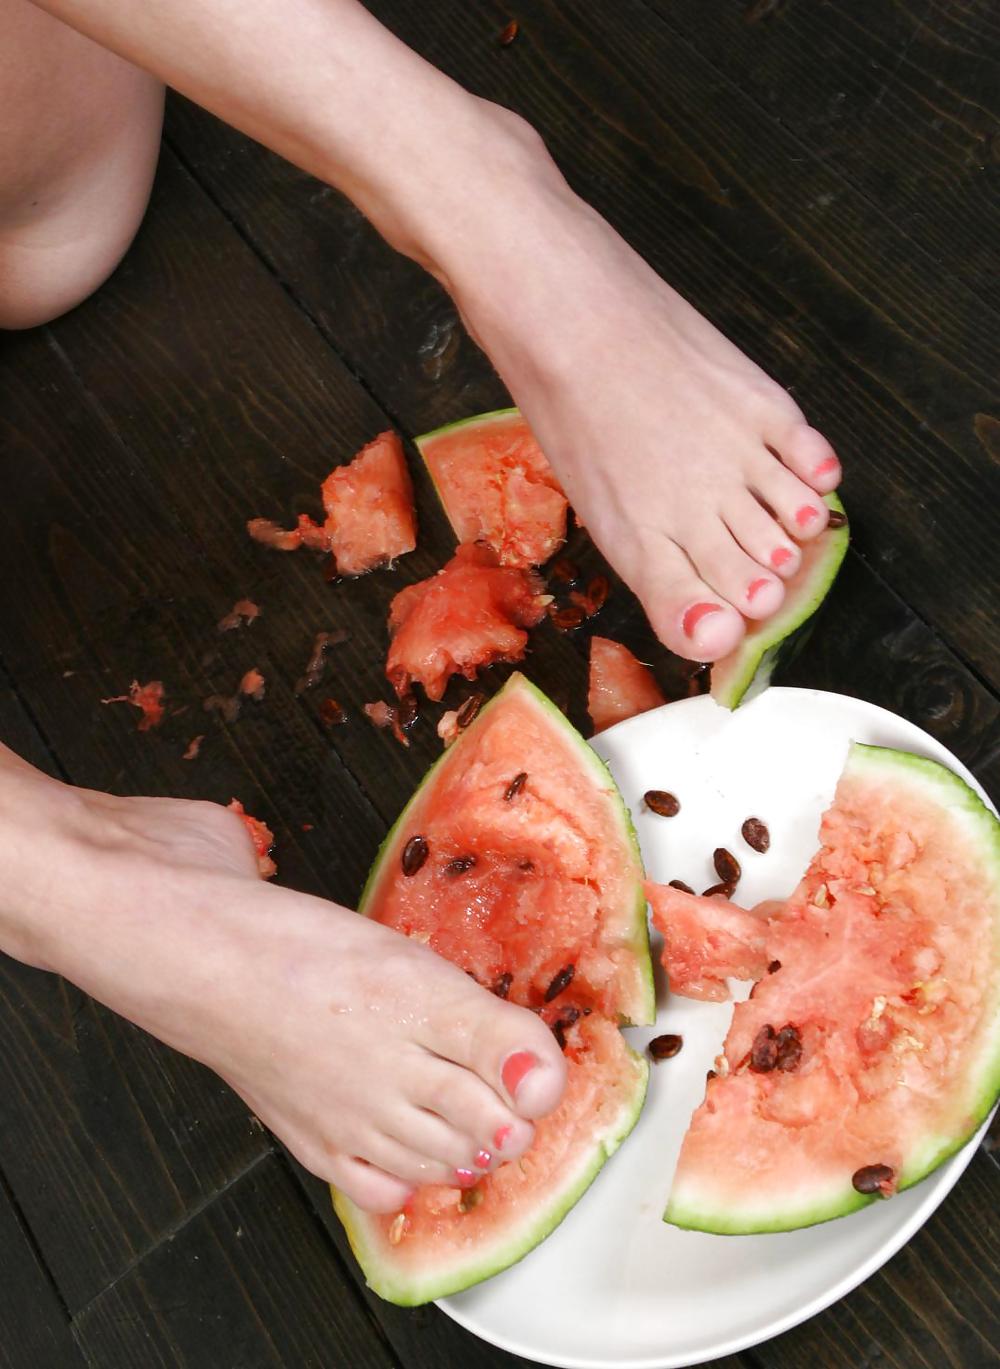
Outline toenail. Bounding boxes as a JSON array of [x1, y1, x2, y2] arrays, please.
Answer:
[[771, 546, 793, 569], [795, 505, 819, 527], [746, 578, 771, 603], [814, 457, 839, 478], [474, 1149, 492, 1169], [501, 1050, 538, 1099], [454, 1168, 477, 1187], [493, 1124, 513, 1151], [682, 603, 723, 638]]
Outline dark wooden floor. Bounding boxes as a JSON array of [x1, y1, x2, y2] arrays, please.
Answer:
[[2, 2, 999, 1366]]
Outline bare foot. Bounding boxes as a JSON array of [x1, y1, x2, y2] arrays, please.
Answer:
[[4, 764, 566, 1213], [451, 156, 841, 662]]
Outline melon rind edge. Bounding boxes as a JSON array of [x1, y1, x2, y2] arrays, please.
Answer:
[[414, 407, 523, 546]]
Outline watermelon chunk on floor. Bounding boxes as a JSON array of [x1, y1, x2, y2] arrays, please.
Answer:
[[664, 743, 1000, 1233], [386, 544, 550, 701], [333, 673, 654, 1304], [588, 636, 666, 734], [416, 408, 567, 567]]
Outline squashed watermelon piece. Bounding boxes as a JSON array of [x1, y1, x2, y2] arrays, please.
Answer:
[[101, 679, 166, 732], [386, 544, 549, 701], [646, 882, 769, 1001], [246, 431, 416, 576], [710, 496, 848, 708], [333, 673, 653, 1304], [416, 409, 567, 568], [588, 637, 666, 734], [665, 744, 1000, 1233], [228, 799, 277, 879]]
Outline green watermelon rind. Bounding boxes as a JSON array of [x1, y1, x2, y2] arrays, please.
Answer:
[[710, 493, 850, 710], [358, 672, 655, 1025], [332, 1043, 649, 1306], [414, 407, 525, 546], [664, 742, 1000, 1235]]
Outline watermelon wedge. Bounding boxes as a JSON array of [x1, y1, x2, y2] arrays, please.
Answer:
[[709, 496, 849, 708], [333, 673, 654, 1303], [415, 409, 567, 567], [661, 743, 1000, 1233], [588, 636, 666, 734]]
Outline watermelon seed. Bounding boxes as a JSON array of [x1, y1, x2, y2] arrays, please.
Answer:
[[713, 848, 742, 886], [827, 510, 848, 529], [644, 790, 680, 817], [703, 881, 736, 899], [648, 1033, 683, 1060], [706, 1070, 718, 1080], [585, 575, 610, 611], [544, 964, 576, 1002], [456, 692, 486, 729], [504, 772, 528, 801], [668, 878, 695, 894], [396, 693, 419, 730], [852, 1163, 895, 1196], [492, 972, 513, 999], [445, 855, 476, 876], [768, 959, 782, 974], [401, 835, 429, 876], [750, 1024, 779, 1072], [687, 663, 711, 697], [498, 18, 519, 45], [774, 1024, 802, 1071], [741, 817, 770, 853], [552, 1005, 582, 1049], [548, 557, 579, 586]]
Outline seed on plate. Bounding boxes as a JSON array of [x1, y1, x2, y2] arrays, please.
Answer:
[[702, 881, 736, 899], [504, 771, 528, 801], [775, 1024, 802, 1072], [648, 1033, 683, 1060], [749, 1024, 779, 1073], [492, 972, 513, 999], [713, 847, 741, 885], [741, 817, 770, 853], [544, 963, 575, 1002], [445, 855, 476, 876], [401, 835, 429, 876], [644, 790, 680, 817], [668, 878, 695, 894], [851, 1163, 895, 1196]]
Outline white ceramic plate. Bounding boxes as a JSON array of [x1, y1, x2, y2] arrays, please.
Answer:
[[437, 687, 997, 1368]]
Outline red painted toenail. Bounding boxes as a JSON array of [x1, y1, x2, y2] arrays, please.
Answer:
[[796, 505, 819, 527], [493, 1124, 513, 1151], [501, 1050, 538, 1099], [814, 457, 839, 478], [474, 1149, 492, 1169], [454, 1168, 476, 1187], [746, 578, 771, 603], [771, 546, 793, 569], [682, 603, 723, 638]]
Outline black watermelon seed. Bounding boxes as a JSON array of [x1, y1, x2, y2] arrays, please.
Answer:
[[775, 1024, 802, 1072], [741, 817, 770, 853], [750, 1024, 778, 1073], [544, 963, 575, 1002], [456, 692, 486, 728], [852, 1163, 895, 1196], [504, 772, 528, 801], [768, 959, 782, 974], [644, 790, 680, 817], [648, 1033, 683, 1060], [827, 510, 848, 529], [445, 855, 476, 876], [401, 835, 429, 876], [492, 972, 512, 1000], [713, 847, 742, 885], [703, 881, 736, 899], [668, 879, 695, 894]]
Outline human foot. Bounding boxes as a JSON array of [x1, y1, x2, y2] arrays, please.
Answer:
[[444, 149, 841, 662], [0, 762, 566, 1213]]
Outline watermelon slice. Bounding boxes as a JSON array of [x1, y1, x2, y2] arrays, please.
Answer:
[[709, 496, 849, 708], [386, 544, 550, 701], [415, 409, 567, 567], [333, 673, 654, 1304], [588, 636, 667, 734], [646, 882, 769, 1001], [662, 743, 1000, 1233]]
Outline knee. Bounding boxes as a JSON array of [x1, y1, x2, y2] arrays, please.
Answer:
[[0, 213, 144, 331]]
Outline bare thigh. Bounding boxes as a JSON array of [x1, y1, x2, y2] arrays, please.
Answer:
[[0, 0, 164, 329]]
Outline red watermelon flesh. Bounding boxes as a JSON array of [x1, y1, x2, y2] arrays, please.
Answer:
[[386, 544, 550, 701], [588, 636, 666, 734], [664, 744, 1000, 1233], [416, 409, 567, 568], [646, 882, 769, 1001]]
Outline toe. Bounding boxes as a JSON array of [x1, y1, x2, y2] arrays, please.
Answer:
[[683, 518, 785, 622], [764, 422, 842, 493], [418, 974, 567, 1121], [409, 1056, 535, 1164], [749, 451, 830, 540], [326, 1154, 415, 1213], [722, 490, 802, 579], [634, 538, 746, 659]]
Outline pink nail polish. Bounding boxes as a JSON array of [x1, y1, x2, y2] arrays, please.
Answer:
[[814, 457, 839, 478], [474, 1149, 492, 1169], [493, 1124, 513, 1151], [795, 505, 819, 528], [771, 546, 793, 569], [454, 1168, 476, 1188], [682, 602, 722, 638], [746, 578, 770, 603], [501, 1050, 537, 1098]]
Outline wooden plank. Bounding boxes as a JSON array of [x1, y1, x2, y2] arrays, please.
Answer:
[[72, 1156, 400, 1369], [0, 1171, 88, 1369], [166, 0, 1000, 691]]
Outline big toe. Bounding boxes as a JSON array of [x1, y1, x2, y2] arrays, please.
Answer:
[[635, 539, 747, 662]]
